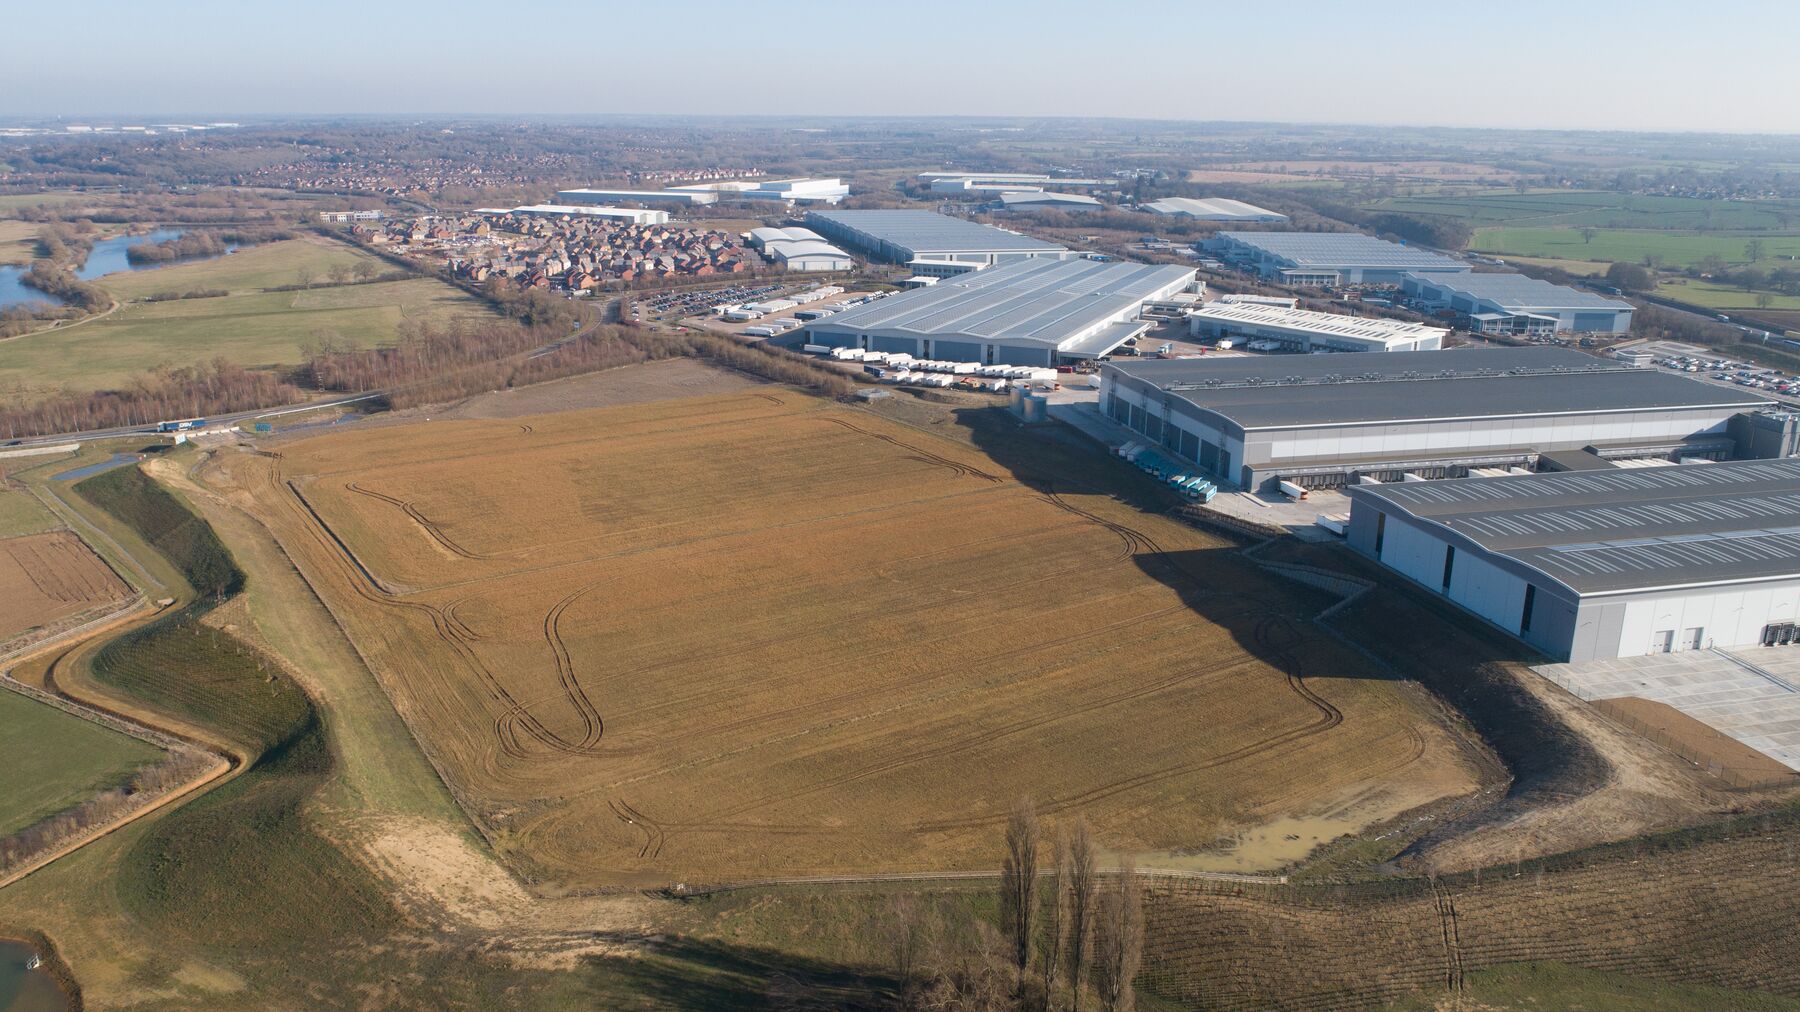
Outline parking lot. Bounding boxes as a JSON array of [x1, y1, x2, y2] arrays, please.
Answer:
[[1628, 339, 1800, 406]]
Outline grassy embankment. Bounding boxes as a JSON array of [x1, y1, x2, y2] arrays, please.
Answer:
[[0, 237, 499, 397]]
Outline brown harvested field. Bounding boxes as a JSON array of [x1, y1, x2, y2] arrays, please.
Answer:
[[0, 531, 132, 644], [232, 386, 1479, 888]]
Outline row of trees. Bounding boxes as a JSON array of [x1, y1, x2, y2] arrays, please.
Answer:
[[895, 801, 1145, 1011], [0, 359, 300, 440], [0, 746, 215, 875]]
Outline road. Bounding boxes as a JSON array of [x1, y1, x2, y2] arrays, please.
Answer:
[[2, 393, 386, 451]]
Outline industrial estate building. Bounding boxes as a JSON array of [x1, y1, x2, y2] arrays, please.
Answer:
[[1401, 272, 1636, 335], [1204, 231, 1471, 286], [1099, 347, 1774, 492], [557, 177, 848, 207], [496, 204, 670, 225], [746, 227, 855, 272], [800, 258, 1196, 366], [995, 191, 1103, 211], [557, 188, 716, 207], [1142, 197, 1287, 222], [1188, 303, 1447, 353], [804, 209, 1074, 268], [920, 172, 1102, 194], [1344, 460, 1800, 661]]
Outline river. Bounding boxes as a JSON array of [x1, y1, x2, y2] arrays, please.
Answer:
[[0, 229, 231, 310], [0, 939, 69, 1012]]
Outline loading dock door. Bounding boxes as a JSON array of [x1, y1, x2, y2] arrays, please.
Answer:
[[1650, 630, 1675, 654], [1684, 627, 1704, 651]]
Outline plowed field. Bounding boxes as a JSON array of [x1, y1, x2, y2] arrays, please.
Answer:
[[235, 389, 1477, 888], [0, 530, 131, 644]]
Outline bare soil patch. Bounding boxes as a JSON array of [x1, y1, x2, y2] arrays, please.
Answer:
[[237, 388, 1478, 889], [0, 531, 132, 644]]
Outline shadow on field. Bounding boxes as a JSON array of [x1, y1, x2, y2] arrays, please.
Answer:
[[951, 403, 1613, 853], [589, 937, 897, 1010]]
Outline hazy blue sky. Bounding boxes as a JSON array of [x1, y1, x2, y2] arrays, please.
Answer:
[[4, 0, 1796, 134]]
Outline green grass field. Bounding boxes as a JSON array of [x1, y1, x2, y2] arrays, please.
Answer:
[[1384, 961, 1800, 1011], [0, 219, 40, 265], [1369, 191, 1800, 231], [95, 237, 376, 299], [0, 238, 497, 396], [0, 689, 162, 837], [0, 485, 60, 537], [1655, 278, 1800, 313], [1471, 226, 1800, 269], [0, 192, 94, 215]]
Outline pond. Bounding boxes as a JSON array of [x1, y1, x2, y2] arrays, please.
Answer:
[[0, 939, 69, 1012], [0, 228, 235, 310]]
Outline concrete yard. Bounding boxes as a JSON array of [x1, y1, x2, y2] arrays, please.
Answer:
[[1536, 649, 1800, 770]]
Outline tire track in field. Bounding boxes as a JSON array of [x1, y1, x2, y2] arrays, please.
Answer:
[[280, 472, 622, 762], [344, 481, 499, 560], [816, 416, 1003, 483]]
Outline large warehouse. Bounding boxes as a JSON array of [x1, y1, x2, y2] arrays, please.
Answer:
[[1100, 347, 1774, 491], [1401, 272, 1636, 335], [556, 187, 715, 206], [996, 191, 1103, 211], [804, 209, 1073, 267], [1204, 231, 1471, 285], [1188, 302, 1447, 353], [747, 226, 855, 271], [1142, 197, 1287, 222], [1344, 460, 1800, 661], [801, 258, 1196, 366]]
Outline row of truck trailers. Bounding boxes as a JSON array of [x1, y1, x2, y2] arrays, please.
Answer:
[[805, 345, 1076, 393]]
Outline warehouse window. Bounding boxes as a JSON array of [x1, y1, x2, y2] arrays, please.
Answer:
[[1520, 584, 1536, 634], [1373, 512, 1386, 556], [1441, 546, 1455, 591]]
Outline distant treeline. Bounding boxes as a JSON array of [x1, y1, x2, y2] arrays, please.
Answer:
[[143, 289, 229, 302], [20, 262, 109, 311], [0, 360, 301, 440], [124, 227, 297, 264]]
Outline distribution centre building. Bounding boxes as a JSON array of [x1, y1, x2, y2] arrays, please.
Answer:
[[1188, 302, 1447, 353], [800, 258, 1196, 366], [1203, 231, 1471, 286], [1099, 347, 1775, 492], [804, 209, 1074, 267], [747, 226, 855, 272], [557, 188, 715, 206], [1344, 460, 1800, 661], [995, 191, 1103, 211], [501, 204, 670, 225], [1142, 197, 1288, 222], [1400, 272, 1636, 335]]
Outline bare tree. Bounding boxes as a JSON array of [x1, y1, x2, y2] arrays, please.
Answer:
[[1001, 798, 1040, 992], [1581, 227, 1597, 244], [1092, 861, 1144, 1012], [1041, 829, 1069, 1003], [1067, 818, 1097, 1012], [1748, 239, 1768, 263]]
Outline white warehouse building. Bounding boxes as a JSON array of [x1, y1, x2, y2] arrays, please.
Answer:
[[1099, 347, 1773, 492], [747, 226, 855, 272], [1188, 302, 1447, 353], [501, 204, 670, 225], [801, 258, 1196, 366], [1142, 197, 1287, 222], [1204, 231, 1471, 286], [1400, 272, 1636, 335], [1345, 460, 1800, 661]]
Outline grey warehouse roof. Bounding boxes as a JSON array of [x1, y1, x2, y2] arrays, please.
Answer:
[[806, 210, 1067, 255], [1406, 272, 1633, 311], [1105, 348, 1770, 429], [808, 259, 1192, 349], [1218, 231, 1466, 270], [1347, 459, 1800, 595]]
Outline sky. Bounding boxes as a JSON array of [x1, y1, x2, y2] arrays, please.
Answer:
[[3, 0, 1797, 134]]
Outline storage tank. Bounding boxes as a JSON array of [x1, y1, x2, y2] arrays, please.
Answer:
[[1021, 394, 1049, 424]]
